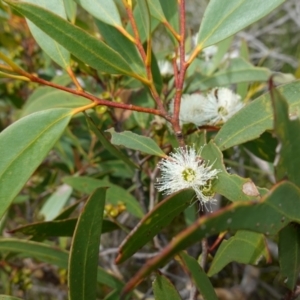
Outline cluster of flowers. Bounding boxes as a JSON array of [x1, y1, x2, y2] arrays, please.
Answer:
[[156, 88, 244, 207], [169, 87, 244, 127]]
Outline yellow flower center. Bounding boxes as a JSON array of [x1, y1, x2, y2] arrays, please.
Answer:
[[218, 106, 228, 116], [182, 168, 196, 182]]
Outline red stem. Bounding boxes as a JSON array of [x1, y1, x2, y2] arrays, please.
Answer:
[[28, 75, 166, 117], [171, 0, 187, 146]]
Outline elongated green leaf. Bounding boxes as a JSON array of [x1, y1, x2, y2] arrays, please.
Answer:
[[159, 0, 179, 33], [202, 142, 262, 202], [148, 0, 164, 21], [122, 181, 300, 293], [106, 128, 166, 157], [272, 88, 300, 188], [63, 0, 77, 23], [215, 80, 300, 150], [95, 19, 145, 76], [10, 218, 119, 237], [63, 176, 144, 218], [0, 239, 123, 289], [6, 0, 137, 77], [279, 224, 300, 290], [126, 4, 160, 44], [236, 39, 250, 99], [148, 0, 178, 41], [189, 58, 270, 92], [25, 0, 70, 69], [0, 295, 24, 300], [197, 0, 285, 48], [136, 0, 150, 41], [68, 188, 106, 300], [75, 0, 121, 27], [21, 86, 90, 117], [40, 184, 72, 221], [116, 189, 195, 264], [152, 273, 182, 300], [55, 200, 81, 220], [208, 231, 269, 276], [179, 252, 218, 300], [86, 110, 138, 170], [0, 108, 73, 219]]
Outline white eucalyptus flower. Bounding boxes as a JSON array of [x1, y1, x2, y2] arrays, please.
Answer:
[[156, 146, 221, 205], [203, 87, 244, 125], [158, 60, 173, 76], [169, 94, 207, 127]]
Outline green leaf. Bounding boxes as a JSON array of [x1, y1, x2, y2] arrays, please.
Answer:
[[0, 295, 24, 300], [25, 0, 70, 69], [278, 224, 300, 290], [151, 51, 163, 94], [68, 188, 106, 300], [179, 252, 218, 300], [236, 39, 250, 99], [242, 132, 277, 162], [202, 142, 261, 202], [215, 80, 300, 150], [148, 0, 164, 21], [126, 4, 160, 44], [85, 115, 138, 169], [189, 58, 270, 92], [159, 0, 179, 33], [122, 181, 300, 293], [63, 0, 77, 23], [6, 0, 138, 77], [21, 86, 90, 117], [152, 273, 182, 300], [0, 108, 73, 219], [208, 231, 269, 276], [62, 176, 144, 218], [0, 238, 123, 289], [95, 19, 145, 76], [55, 200, 81, 220], [116, 189, 195, 264], [106, 128, 166, 157], [272, 88, 300, 188], [148, 0, 179, 39], [10, 218, 119, 237], [40, 184, 72, 221], [136, 0, 151, 42], [75, 0, 122, 27], [197, 0, 285, 48]]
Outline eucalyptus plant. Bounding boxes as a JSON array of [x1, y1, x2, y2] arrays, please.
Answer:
[[0, 0, 299, 299]]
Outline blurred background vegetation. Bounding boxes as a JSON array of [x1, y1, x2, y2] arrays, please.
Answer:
[[0, 0, 299, 299]]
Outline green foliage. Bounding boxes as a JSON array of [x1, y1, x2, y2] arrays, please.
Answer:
[[0, 0, 298, 299], [279, 224, 300, 290], [179, 251, 218, 300], [68, 188, 106, 300], [107, 128, 166, 157], [0, 108, 73, 218], [116, 189, 195, 264], [215, 80, 300, 150], [208, 230, 269, 276], [197, 0, 285, 48], [152, 273, 182, 300], [24, 0, 70, 69]]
